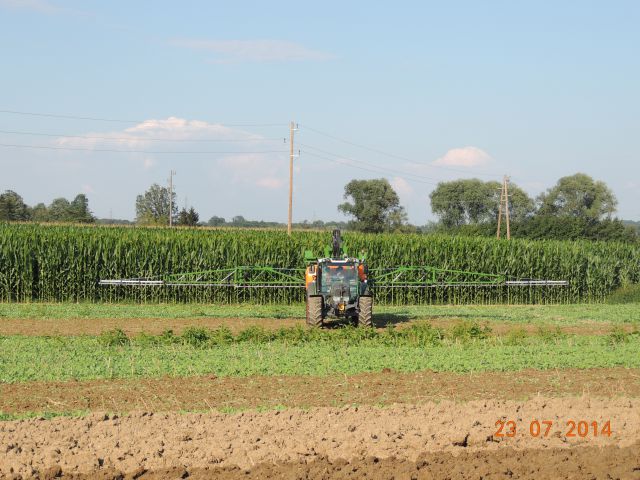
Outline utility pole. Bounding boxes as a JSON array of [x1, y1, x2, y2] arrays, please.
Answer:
[[287, 121, 296, 236], [169, 170, 176, 227], [504, 176, 511, 240], [496, 175, 511, 240]]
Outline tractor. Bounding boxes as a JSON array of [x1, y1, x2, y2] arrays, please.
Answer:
[[303, 230, 372, 327]]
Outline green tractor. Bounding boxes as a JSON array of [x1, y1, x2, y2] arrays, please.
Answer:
[[303, 230, 372, 327]]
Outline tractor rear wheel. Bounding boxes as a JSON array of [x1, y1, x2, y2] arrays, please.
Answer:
[[357, 296, 373, 327], [306, 296, 323, 327]]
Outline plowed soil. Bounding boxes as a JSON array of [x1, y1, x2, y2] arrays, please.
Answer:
[[0, 315, 629, 336], [2, 368, 639, 414], [50, 446, 640, 480], [2, 398, 639, 479]]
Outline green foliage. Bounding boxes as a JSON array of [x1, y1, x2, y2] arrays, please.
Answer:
[[430, 179, 534, 227], [177, 207, 200, 226], [135, 183, 177, 226], [536, 325, 567, 343], [432, 214, 637, 244], [338, 178, 407, 233], [207, 216, 226, 227], [607, 326, 631, 345], [181, 327, 211, 347], [538, 173, 617, 220], [0, 224, 639, 304], [450, 321, 492, 342], [2, 332, 640, 383], [515, 216, 637, 243], [0, 191, 95, 223], [504, 327, 528, 346], [0, 190, 30, 221], [395, 323, 444, 346], [606, 284, 640, 304], [97, 328, 130, 347], [2, 302, 639, 325]]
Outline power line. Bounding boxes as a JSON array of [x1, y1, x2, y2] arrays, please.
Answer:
[[0, 142, 288, 155], [0, 109, 288, 127], [300, 123, 504, 178], [0, 129, 284, 143], [299, 143, 441, 185], [301, 150, 438, 186]]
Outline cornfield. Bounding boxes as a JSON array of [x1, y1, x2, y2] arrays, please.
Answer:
[[0, 223, 638, 304]]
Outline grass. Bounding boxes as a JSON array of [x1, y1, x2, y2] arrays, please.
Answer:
[[0, 410, 89, 421], [607, 284, 640, 304], [1, 327, 639, 383], [1, 302, 640, 325]]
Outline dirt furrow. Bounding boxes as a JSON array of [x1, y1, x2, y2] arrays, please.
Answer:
[[1, 398, 639, 478], [2, 368, 639, 414]]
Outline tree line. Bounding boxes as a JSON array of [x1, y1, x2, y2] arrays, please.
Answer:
[[2, 172, 637, 243], [337, 173, 636, 242], [0, 191, 95, 223]]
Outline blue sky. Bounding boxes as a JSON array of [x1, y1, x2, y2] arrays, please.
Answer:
[[1, 0, 638, 223]]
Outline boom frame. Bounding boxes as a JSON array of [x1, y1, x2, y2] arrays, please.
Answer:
[[99, 265, 567, 288]]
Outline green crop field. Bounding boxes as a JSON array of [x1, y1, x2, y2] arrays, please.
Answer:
[[1, 302, 640, 325], [1, 223, 639, 304], [1, 325, 639, 383]]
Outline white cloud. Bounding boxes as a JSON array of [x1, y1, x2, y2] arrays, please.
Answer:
[[170, 38, 334, 63], [390, 176, 413, 197], [54, 117, 285, 181], [56, 117, 256, 150], [433, 147, 491, 168]]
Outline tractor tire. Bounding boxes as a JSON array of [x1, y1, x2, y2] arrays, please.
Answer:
[[357, 296, 373, 328], [306, 296, 323, 327]]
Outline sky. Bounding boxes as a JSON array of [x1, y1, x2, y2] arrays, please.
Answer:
[[1, 0, 638, 223]]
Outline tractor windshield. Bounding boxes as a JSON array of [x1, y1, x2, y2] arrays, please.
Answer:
[[320, 263, 357, 293]]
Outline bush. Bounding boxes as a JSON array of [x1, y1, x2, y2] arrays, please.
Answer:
[[181, 327, 210, 347], [505, 327, 528, 346], [98, 328, 130, 347], [450, 321, 491, 342]]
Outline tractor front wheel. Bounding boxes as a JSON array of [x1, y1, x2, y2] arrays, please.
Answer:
[[306, 296, 323, 327], [357, 296, 373, 327]]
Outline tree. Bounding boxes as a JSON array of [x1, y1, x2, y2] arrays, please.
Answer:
[[338, 179, 408, 233], [0, 190, 30, 221], [207, 216, 226, 227], [135, 183, 177, 225], [430, 179, 534, 227], [30, 203, 49, 222], [177, 207, 200, 226], [47, 198, 72, 222], [537, 173, 617, 220], [68, 194, 95, 223]]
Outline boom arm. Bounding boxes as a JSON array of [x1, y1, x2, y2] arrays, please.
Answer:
[[99, 266, 305, 288], [100, 265, 567, 289]]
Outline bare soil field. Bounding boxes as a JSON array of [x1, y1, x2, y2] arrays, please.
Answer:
[[53, 446, 640, 480], [1, 368, 639, 414], [2, 398, 639, 479]]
